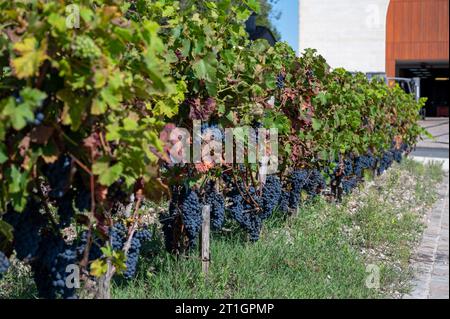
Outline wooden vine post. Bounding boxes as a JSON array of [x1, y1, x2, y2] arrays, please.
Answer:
[[201, 204, 211, 276]]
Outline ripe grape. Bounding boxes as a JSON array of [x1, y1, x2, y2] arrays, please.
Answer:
[[303, 169, 326, 196], [34, 112, 44, 125], [108, 223, 152, 279], [343, 159, 353, 176], [0, 251, 10, 278], [259, 175, 282, 220], [278, 191, 289, 213], [123, 237, 141, 279], [342, 177, 358, 194], [43, 155, 72, 199], [49, 246, 79, 299], [354, 154, 376, 177], [3, 200, 46, 260], [74, 187, 91, 212], [276, 74, 285, 89], [110, 222, 127, 251], [377, 151, 394, 175], [180, 189, 202, 247], [287, 170, 308, 209], [55, 191, 75, 228], [204, 187, 226, 230], [228, 184, 263, 241]]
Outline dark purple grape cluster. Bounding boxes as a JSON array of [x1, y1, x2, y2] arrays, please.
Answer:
[[287, 170, 309, 209], [224, 175, 283, 240], [110, 222, 127, 251], [279, 169, 325, 213], [278, 191, 289, 213], [180, 189, 202, 247], [34, 112, 45, 126], [303, 169, 326, 196], [3, 200, 46, 260], [31, 231, 78, 299], [204, 185, 226, 230], [377, 150, 395, 175], [4, 198, 81, 298], [123, 237, 141, 279], [123, 228, 153, 279], [48, 246, 79, 299], [354, 154, 376, 177], [259, 175, 282, 220], [55, 191, 75, 228], [342, 177, 358, 194], [74, 188, 91, 212], [0, 251, 10, 278], [276, 74, 285, 89], [392, 148, 403, 163], [108, 223, 152, 279], [343, 159, 353, 176], [228, 186, 263, 242], [42, 155, 72, 199]]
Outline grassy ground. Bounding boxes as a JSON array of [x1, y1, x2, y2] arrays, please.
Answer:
[[0, 159, 443, 299], [111, 159, 443, 299]]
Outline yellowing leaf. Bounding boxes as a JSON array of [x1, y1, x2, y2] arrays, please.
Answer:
[[91, 98, 107, 115], [11, 37, 48, 79], [90, 259, 108, 277]]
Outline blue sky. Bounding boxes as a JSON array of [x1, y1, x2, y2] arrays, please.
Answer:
[[271, 0, 299, 53]]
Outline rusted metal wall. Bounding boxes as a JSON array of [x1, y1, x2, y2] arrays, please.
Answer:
[[386, 0, 449, 76]]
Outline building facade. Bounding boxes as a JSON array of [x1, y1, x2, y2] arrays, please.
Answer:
[[298, 0, 449, 116]]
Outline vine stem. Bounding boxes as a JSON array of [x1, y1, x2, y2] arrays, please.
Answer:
[[95, 188, 143, 299], [232, 169, 260, 210], [69, 153, 96, 269], [122, 189, 143, 254]]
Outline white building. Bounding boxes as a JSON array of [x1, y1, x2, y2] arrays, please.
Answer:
[[298, 0, 390, 74]]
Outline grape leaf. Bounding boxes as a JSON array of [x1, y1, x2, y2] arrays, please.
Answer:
[[11, 37, 48, 79]]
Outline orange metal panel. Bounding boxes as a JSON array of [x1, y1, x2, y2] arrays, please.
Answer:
[[386, 0, 449, 76]]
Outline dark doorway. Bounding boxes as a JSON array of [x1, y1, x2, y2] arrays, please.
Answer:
[[397, 62, 449, 117]]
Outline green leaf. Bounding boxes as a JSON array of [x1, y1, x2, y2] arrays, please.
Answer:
[[245, 0, 261, 13], [100, 245, 113, 257], [181, 39, 191, 57], [47, 13, 67, 33], [2, 97, 32, 130], [8, 165, 27, 194], [0, 220, 14, 242], [100, 86, 121, 110], [0, 143, 7, 164], [93, 159, 123, 186], [57, 89, 88, 131], [312, 118, 322, 131], [317, 92, 328, 105], [192, 52, 217, 83]]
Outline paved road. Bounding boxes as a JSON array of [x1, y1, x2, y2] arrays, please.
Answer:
[[411, 118, 449, 171], [404, 118, 449, 299], [403, 172, 449, 299], [416, 118, 449, 148]]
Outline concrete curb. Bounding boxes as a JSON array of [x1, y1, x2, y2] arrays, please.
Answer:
[[410, 156, 449, 172]]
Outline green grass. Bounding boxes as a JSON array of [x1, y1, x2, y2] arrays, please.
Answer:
[[111, 159, 444, 299], [0, 159, 444, 299]]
